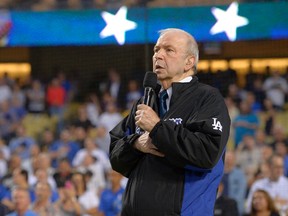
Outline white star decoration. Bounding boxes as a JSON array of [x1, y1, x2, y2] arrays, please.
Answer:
[[100, 6, 137, 45], [210, 2, 249, 41]]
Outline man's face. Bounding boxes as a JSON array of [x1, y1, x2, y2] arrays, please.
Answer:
[[12, 169, 24, 185], [270, 157, 284, 181], [35, 183, 51, 201], [13, 190, 30, 212], [153, 32, 190, 83]]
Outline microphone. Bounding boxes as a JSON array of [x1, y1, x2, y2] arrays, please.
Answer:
[[143, 71, 158, 106], [136, 71, 158, 135]]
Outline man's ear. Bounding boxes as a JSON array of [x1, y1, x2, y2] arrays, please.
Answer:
[[184, 56, 195, 72]]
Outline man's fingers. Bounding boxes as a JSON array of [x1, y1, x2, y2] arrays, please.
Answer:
[[150, 149, 165, 157]]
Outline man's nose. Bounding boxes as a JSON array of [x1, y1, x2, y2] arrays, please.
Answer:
[[154, 50, 164, 59], [154, 53, 163, 60]]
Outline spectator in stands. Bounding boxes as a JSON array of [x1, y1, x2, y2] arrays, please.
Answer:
[[22, 145, 40, 177], [71, 172, 99, 215], [99, 68, 126, 111], [72, 137, 110, 172], [236, 135, 262, 188], [0, 167, 7, 186], [255, 129, 268, 148], [71, 126, 87, 149], [246, 154, 288, 214], [72, 105, 94, 132], [46, 77, 66, 131], [11, 83, 25, 107], [30, 168, 57, 192], [0, 77, 12, 103], [250, 162, 270, 189], [245, 91, 262, 113], [225, 96, 239, 149], [2, 168, 34, 211], [0, 142, 8, 178], [125, 79, 142, 110], [250, 77, 266, 110], [53, 158, 73, 188], [32, 181, 59, 215], [248, 146, 273, 188], [2, 72, 14, 88], [55, 180, 82, 215], [8, 124, 36, 160], [245, 189, 280, 216], [0, 100, 18, 142], [222, 150, 247, 215], [233, 100, 259, 148], [261, 145, 274, 164], [1, 154, 22, 189], [269, 124, 288, 149], [49, 128, 80, 168], [57, 71, 74, 103], [98, 169, 125, 216], [6, 187, 37, 216], [219, 64, 238, 96], [0, 139, 10, 162], [274, 142, 288, 177], [227, 83, 243, 107], [262, 98, 276, 136], [38, 128, 56, 152], [75, 153, 106, 194], [214, 180, 239, 216], [26, 79, 46, 114], [37, 153, 55, 177], [245, 63, 258, 92], [85, 93, 102, 127], [95, 125, 110, 154], [263, 70, 288, 111], [10, 94, 26, 122], [0, 180, 8, 204], [98, 101, 123, 134]]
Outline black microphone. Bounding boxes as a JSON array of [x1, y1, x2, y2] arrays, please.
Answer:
[[136, 71, 158, 135], [143, 71, 158, 106]]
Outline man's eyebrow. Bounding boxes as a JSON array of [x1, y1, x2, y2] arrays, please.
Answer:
[[154, 44, 175, 49]]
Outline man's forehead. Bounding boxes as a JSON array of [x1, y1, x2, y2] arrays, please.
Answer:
[[155, 34, 186, 47]]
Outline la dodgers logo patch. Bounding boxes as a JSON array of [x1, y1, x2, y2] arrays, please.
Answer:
[[168, 118, 183, 125], [212, 118, 222, 131]]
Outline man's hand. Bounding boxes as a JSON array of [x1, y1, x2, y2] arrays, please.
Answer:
[[134, 132, 164, 157], [135, 104, 160, 132]]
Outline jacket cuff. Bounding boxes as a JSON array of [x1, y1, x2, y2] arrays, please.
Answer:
[[149, 121, 162, 140], [126, 133, 144, 155]]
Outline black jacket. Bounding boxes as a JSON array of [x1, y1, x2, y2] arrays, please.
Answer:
[[109, 77, 231, 216]]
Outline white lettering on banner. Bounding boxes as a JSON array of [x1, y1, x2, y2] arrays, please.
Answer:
[[212, 118, 222, 131]]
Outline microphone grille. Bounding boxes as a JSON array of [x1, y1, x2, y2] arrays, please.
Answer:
[[143, 71, 157, 89]]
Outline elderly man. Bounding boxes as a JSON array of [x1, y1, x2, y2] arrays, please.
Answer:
[[109, 28, 230, 216]]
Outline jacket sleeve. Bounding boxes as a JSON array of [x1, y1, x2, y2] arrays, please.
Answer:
[[109, 101, 145, 177], [150, 88, 230, 171]]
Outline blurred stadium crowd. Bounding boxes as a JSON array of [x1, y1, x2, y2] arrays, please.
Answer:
[[0, 0, 286, 10], [0, 64, 288, 215]]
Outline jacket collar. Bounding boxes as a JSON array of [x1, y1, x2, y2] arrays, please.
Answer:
[[170, 76, 199, 107], [154, 76, 199, 110]]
